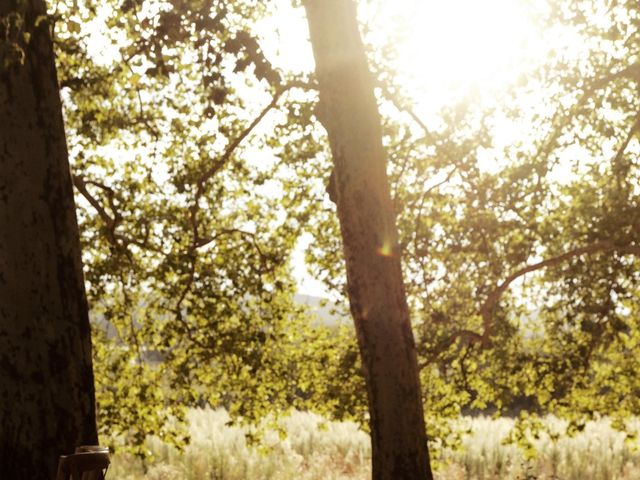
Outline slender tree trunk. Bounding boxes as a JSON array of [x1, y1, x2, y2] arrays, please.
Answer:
[[0, 1, 98, 478], [302, 1, 433, 478]]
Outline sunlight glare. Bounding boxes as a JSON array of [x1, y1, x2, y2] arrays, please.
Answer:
[[393, 0, 544, 105]]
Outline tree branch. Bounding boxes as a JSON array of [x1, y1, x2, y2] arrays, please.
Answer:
[[586, 63, 640, 93], [423, 240, 639, 363], [73, 174, 167, 256], [377, 81, 438, 144], [612, 113, 640, 166], [189, 87, 284, 248], [478, 240, 640, 343], [73, 175, 115, 229], [189, 81, 313, 247], [193, 80, 314, 201]]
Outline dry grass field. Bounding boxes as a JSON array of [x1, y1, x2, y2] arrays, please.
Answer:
[[109, 409, 640, 480]]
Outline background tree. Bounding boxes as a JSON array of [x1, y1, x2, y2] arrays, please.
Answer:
[[302, 0, 434, 478]]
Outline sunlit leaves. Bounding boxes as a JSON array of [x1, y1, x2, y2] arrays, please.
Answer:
[[51, 0, 362, 456], [304, 0, 640, 450]]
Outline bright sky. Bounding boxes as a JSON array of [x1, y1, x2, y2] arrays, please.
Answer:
[[256, 0, 554, 297], [258, 0, 550, 107]]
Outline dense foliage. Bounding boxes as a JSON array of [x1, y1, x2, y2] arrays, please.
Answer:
[[50, 0, 364, 455]]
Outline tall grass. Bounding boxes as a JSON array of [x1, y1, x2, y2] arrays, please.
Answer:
[[108, 409, 371, 480], [439, 416, 640, 480], [108, 409, 639, 479]]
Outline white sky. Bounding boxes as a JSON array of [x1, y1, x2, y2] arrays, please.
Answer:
[[258, 0, 551, 107]]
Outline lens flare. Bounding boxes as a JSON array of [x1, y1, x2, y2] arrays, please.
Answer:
[[377, 241, 394, 257]]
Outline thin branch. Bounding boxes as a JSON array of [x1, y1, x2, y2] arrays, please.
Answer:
[[419, 328, 484, 369], [585, 63, 640, 93], [171, 256, 195, 329], [612, 113, 640, 166], [118, 270, 143, 366], [423, 240, 640, 363], [195, 228, 265, 258], [189, 89, 283, 246], [73, 175, 115, 229], [73, 174, 167, 256], [189, 81, 312, 246], [408, 165, 457, 262], [533, 63, 640, 172], [196, 80, 316, 197], [177, 80, 298, 336]]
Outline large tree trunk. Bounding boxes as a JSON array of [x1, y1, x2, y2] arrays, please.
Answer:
[[302, 1, 433, 478], [0, 1, 99, 479]]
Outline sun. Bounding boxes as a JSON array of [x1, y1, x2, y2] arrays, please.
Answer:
[[259, 0, 546, 108], [384, 0, 546, 106]]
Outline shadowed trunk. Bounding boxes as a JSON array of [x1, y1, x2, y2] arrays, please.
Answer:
[[302, 1, 434, 478], [0, 1, 98, 479]]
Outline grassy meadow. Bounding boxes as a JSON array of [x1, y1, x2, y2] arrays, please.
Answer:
[[109, 409, 640, 480]]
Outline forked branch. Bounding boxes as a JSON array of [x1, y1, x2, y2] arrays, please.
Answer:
[[478, 240, 640, 344]]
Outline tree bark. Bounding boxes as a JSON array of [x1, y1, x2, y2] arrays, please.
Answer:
[[0, 1, 98, 479], [302, 1, 433, 478]]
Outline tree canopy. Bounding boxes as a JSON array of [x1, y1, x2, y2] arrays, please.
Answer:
[[22, 0, 640, 462]]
